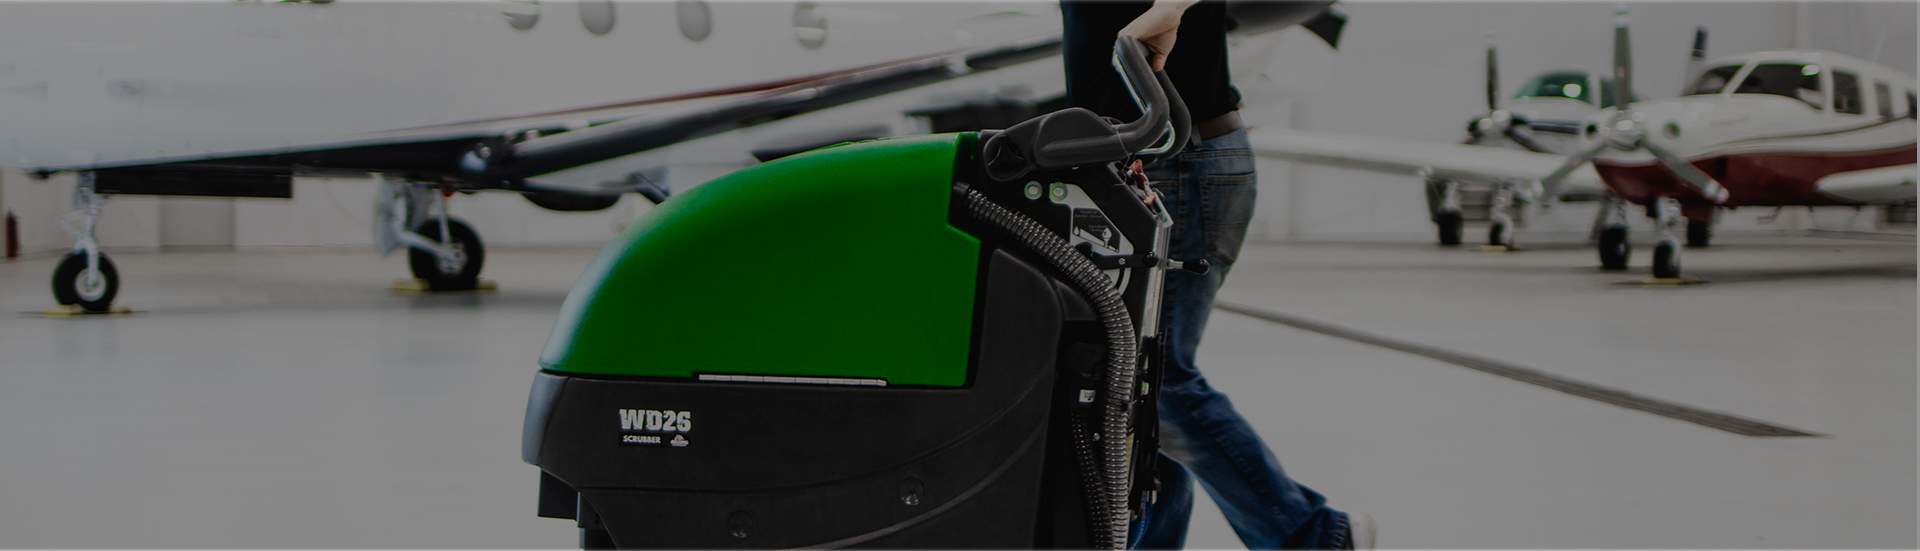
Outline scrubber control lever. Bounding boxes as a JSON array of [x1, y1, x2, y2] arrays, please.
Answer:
[[1168, 258, 1209, 275]]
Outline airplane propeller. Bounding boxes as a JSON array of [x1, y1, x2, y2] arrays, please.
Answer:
[[1468, 33, 1550, 153], [1538, 7, 1729, 204]]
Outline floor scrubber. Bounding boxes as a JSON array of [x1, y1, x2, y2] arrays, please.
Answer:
[[522, 38, 1201, 549]]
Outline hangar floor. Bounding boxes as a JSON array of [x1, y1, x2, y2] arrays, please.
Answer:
[[0, 233, 1913, 548]]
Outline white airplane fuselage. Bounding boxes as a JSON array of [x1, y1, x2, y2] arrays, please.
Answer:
[[0, 1, 1063, 172], [1579, 50, 1916, 213]]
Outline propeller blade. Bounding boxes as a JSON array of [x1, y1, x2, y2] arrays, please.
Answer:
[[1682, 26, 1708, 95], [1612, 6, 1633, 106], [1539, 138, 1609, 200], [1485, 33, 1500, 111], [1643, 141, 1730, 203], [1505, 127, 1550, 154]]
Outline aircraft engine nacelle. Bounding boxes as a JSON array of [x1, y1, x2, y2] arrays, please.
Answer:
[[522, 191, 621, 212]]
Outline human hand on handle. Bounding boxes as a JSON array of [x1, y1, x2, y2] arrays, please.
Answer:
[[1117, 0, 1201, 71]]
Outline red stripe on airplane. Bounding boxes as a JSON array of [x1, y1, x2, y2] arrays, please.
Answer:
[[1593, 144, 1917, 206]]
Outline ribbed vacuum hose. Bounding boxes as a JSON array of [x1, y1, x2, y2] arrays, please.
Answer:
[[957, 185, 1137, 550]]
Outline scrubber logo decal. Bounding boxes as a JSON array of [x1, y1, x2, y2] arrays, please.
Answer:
[[617, 408, 693, 447]]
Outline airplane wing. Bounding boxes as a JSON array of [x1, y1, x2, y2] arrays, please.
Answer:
[[34, 35, 1066, 206], [1247, 127, 1606, 193], [1816, 164, 1918, 204]]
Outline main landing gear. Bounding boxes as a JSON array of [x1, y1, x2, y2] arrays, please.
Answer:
[[39, 172, 499, 312], [1686, 218, 1713, 248], [1595, 194, 1631, 271], [1425, 172, 1464, 246], [1486, 182, 1520, 248], [377, 176, 487, 291], [49, 173, 121, 312], [1426, 172, 1531, 249], [1597, 196, 1694, 279]]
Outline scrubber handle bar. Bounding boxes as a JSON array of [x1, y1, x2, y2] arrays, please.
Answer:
[[982, 38, 1190, 180], [1107, 38, 1179, 155]]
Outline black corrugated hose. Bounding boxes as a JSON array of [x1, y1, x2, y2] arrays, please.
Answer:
[[955, 184, 1137, 550]]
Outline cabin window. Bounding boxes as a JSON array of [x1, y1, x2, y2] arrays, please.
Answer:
[[1908, 91, 1917, 120], [677, 0, 712, 42], [1874, 82, 1894, 118], [579, 0, 615, 35], [1832, 71, 1864, 115], [1687, 64, 1742, 95], [501, 0, 540, 31], [1514, 72, 1592, 104], [793, 2, 828, 49], [1730, 63, 1825, 110]]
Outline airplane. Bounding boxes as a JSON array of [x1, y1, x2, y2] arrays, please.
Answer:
[[1252, 8, 1916, 279], [0, 1, 1344, 312], [1420, 32, 1658, 248]]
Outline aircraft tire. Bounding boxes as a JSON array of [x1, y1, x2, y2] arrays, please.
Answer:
[[51, 251, 120, 312], [1436, 211, 1463, 246], [1598, 226, 1630, 271], [1685, 219, 1711, 248], [408, 217, 486, 290], [1652, 241, 1681, 279]]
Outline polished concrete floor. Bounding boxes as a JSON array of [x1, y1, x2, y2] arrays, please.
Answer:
[[0, 233, 1912, 548]]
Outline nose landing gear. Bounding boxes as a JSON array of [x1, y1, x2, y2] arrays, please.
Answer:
[[1649, 196, 1684, 279], [49, 172, 123, 313]]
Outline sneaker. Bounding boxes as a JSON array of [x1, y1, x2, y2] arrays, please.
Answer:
[[1349, 512, 1377, 550]]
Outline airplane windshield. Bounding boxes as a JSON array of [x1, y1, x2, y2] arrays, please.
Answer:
[[1727, 63, 1825, 110], [1687, 64, 1743, 95], [1514, 72, 1592, 104]]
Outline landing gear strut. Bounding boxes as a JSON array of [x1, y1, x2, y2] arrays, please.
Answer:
[[1595, 193, 1631, 271], [1487, 182, 1517, 248], [50, 173, 121, 312]]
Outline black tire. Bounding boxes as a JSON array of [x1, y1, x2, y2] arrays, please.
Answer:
[[1685, 219, 1712, 248], [1598, 226, 1631, 270], [1652, 241, 1681, 279], [51, 251, 120, 312], [1436, 211, 1463, 246], [407, 217, 485, 290], [1488, 221, 1509, 247]]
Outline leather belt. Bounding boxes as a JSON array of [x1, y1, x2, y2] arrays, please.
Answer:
[[1195, 110, 1244, 141]]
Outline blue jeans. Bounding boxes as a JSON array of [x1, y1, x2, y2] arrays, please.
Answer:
[[1129, 129, 1351, 550]]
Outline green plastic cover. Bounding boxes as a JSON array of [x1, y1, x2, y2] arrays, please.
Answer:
[[539, 134, 982, 387]]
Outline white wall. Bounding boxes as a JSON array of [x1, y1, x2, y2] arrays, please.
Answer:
[[1249, 2, 1914, 243]]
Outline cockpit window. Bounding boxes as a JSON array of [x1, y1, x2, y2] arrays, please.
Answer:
[[1687, 65, 1743, 95], [1514, 72, 1592, 104], [1729, 63, 1825, 110], [1874, 81, 1893, 118], [1832, 71, 1864, 115]]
